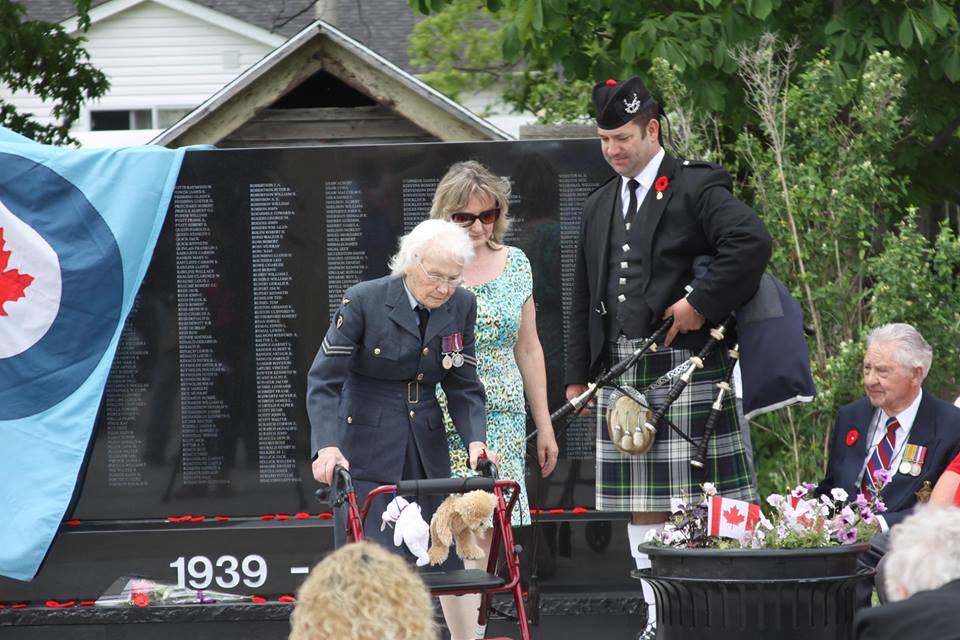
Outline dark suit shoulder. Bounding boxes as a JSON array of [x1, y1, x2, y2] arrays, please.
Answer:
[[583, 174, 619, 205], [342, 275, 393, 304], [839, 396, 875, 416], [675, 157, 734, 191], [922, 390, 960, 417]]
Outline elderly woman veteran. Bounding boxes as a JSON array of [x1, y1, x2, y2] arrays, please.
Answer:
[[307, 219, 493, 550]]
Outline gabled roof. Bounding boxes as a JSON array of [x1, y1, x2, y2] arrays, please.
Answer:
[[55, 0, 286, 46], [21, 0, 316, 37], [151, 19, 510, 146], [19, 0, 416, 60]]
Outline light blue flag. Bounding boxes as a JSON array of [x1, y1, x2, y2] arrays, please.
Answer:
[[0, 127, 185, 581]]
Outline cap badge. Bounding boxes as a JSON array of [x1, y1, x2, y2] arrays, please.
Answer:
[[623, 93, 641, 114]]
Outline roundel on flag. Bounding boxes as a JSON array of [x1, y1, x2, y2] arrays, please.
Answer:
[[0, 152, 123, 420]]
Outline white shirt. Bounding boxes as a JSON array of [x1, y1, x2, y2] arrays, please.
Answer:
[[859, 389, 923, 531], [619, 147, 665, 219]]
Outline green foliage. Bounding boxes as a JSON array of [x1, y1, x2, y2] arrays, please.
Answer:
[[408, 0, 509, 101], [727, 44, 960, 497], [0, 0, 108, 145], [868, 217, 960, 395], [408, 0, 960, 205]]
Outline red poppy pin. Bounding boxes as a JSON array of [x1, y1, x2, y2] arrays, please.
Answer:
[[845, 429, 859, 446], [655, 175, 669, 200], [605, 78, 618, 86]]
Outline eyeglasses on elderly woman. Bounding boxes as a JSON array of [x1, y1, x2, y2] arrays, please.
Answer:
[[450, 208, 500, 227], [418, 261, 464, 288]]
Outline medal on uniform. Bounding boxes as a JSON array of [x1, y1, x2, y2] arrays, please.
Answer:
[[901, 443, 926, 477], [442, 333, 465, 368]]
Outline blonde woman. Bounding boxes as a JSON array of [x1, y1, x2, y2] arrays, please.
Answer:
[[430, 160, 558, 640], [289, 541, 438, 640]]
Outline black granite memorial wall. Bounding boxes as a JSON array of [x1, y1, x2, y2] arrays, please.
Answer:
[[0, 139, 640, 605]]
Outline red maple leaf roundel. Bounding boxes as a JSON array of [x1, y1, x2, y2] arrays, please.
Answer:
[[0, 226, 34, 316], [723, 505, 746, 526]]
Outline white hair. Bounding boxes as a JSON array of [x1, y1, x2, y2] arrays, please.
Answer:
[[388, 218, 474, 277], [865, 322, 933, 380], [884, 505, 960, 601]]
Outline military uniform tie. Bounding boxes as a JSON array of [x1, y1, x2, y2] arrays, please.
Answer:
[[416, 305, 430, 343]]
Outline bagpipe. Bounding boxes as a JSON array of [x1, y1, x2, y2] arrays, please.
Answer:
[[542, 269, 816, 469], [548, 314, 735, 467]]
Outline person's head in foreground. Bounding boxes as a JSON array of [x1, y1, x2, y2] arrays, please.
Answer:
[[884, 505, 960, 602], [289, 541, 438, 640]]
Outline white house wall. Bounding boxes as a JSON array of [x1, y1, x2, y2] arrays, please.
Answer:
[[1, 0, 279, 146]]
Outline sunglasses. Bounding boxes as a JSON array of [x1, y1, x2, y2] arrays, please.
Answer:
[[450, 208, 500, 227]]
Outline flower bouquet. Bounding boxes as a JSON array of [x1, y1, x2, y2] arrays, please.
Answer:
[[648, 471, 890, 550]]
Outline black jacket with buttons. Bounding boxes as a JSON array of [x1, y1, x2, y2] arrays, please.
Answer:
[[307, 275, 486, 482], [565, 153, 772, 384]]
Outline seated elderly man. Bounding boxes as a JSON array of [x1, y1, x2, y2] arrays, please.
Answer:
[[816, 323, 960, 605], [289, 541, 438, 640], [817, 323, 960, 528], [854, 506, 960, 640]]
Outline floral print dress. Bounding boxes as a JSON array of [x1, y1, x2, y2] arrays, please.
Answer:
[[440, 246, 533, 526]]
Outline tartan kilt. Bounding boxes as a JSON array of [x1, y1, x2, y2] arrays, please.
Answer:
[[595, 335, 757, 512]]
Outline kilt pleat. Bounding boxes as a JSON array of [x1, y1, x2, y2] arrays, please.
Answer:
[[595, 336, 757, 511]]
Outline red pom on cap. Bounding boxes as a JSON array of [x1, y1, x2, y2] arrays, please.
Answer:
[[605, 79, 618, 86]]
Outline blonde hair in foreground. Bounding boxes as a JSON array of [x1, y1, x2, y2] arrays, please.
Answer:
[[289, 541, 438, 640]]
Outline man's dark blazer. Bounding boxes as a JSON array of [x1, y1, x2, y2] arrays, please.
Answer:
[[854, 579, 960, 640], [565, 153, 772, 384], [306, 275, 486, 482], [817, 391, 960, 527]]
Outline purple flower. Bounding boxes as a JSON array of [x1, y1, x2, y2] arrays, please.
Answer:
[[804, 482, 818, 491], [860, 508, 875, 524], [791, 485, 809, 499], [836, 527, 858, 545], [853, 493, 869, 509], [839, 505, 856, 527], [873, 468, 892, 486], [874, 498, 887, 513]]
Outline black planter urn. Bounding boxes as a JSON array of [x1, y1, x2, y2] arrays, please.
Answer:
[[635, 543, 872, 640]]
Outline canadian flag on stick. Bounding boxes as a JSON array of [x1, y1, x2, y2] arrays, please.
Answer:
[[708, 495, 761, 541]]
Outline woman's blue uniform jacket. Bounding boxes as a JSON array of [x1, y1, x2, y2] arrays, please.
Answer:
[[306, 275, 487, 482]]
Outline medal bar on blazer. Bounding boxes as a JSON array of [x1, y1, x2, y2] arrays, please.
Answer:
[[898, 443, 927, 476], [441, 333, 464, 369]]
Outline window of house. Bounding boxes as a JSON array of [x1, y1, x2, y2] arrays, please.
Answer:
[[89, 110, 153, 131], [89, 107, 192, 131]]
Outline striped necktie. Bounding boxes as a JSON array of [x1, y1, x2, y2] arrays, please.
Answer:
[[862, 416, 899, 496]]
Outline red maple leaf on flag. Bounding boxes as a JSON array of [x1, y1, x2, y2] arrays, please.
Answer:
[[723, 505, 746, 526], [0, 226, 34, 316]]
